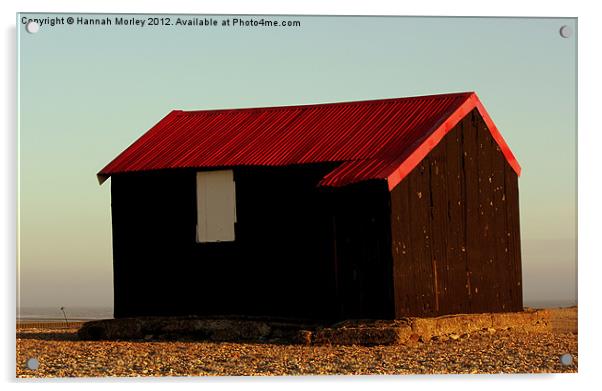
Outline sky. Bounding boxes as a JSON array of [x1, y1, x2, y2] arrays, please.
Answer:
[[17, 14, 577, 311]]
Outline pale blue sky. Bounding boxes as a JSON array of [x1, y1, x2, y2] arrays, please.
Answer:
[[17, 14, 577, 310]]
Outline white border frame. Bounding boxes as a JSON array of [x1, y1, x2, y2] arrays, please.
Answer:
[[4, 1, 597, 390]]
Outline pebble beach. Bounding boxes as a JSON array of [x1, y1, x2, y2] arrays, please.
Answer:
[[16, 327, 577, 377]]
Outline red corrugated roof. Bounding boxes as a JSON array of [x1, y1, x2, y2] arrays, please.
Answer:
[[98, 92, 521, 190]]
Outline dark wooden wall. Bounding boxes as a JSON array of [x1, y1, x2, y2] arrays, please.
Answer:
[[110, 164, 393, 321], [390, 109, 523, 317]]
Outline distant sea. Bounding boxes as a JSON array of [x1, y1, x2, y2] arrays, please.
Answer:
[[17, 306, 114, 321], [523, 299, 577, 309]]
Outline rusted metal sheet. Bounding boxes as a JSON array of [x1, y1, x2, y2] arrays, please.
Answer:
[[390, 109, 522, 317], [98, 92, 520, 189]]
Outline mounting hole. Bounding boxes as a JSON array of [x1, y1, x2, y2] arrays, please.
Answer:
[[559, 25, 572, 38], [560, 353, 573, 366], [26, 21, 40, 34], [26, 357, 39, 370]]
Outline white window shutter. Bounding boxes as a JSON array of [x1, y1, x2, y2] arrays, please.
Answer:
[[196, 170, 236, 242]]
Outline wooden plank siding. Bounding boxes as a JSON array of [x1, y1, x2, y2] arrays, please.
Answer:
[[390, 109, 523, 317]]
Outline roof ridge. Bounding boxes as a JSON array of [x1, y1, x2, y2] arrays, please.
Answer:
[[175, 91, 475, 115]]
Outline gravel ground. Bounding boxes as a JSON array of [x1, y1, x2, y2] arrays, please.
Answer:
[[16, 328, 577, 377]]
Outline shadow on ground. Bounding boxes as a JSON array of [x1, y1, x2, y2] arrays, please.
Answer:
[[17, 330, 79, 342]]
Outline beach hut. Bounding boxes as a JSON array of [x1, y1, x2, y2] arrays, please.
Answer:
[[98, 92, 523, 321]]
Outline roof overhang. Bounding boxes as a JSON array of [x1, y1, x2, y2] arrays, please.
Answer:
[[97, 174, 109, 185]]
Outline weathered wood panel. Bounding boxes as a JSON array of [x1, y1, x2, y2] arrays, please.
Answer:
[[390, 109, 523, 317], [504, 163, 524, 310], [443, 121, 469, 314]]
